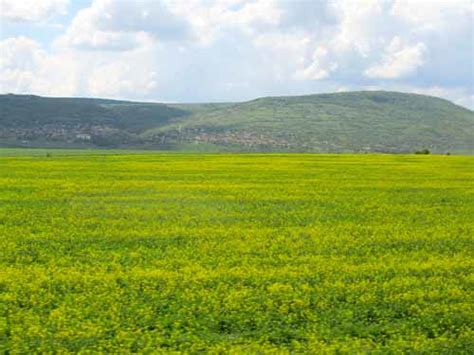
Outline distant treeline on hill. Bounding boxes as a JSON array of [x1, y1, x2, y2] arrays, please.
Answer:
[[1, 91, 473, 154]]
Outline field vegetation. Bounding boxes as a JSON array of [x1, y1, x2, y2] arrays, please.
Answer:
[[1, 151, 473, 352], [2, 91, 473, 153]]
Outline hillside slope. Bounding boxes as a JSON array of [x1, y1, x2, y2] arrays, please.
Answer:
[[0, 94, 189, 148], [1, 91, 473, 153]]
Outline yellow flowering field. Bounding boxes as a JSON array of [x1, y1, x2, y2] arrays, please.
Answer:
[[1, 151, 473, 353]]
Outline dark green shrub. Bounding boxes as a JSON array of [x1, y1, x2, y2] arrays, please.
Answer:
[[415, 148, 430, 155]]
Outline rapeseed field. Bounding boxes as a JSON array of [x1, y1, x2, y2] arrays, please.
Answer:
[[1, 152, 473, 353]]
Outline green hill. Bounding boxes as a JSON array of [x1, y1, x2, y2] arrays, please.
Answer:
[[1, 91, 473, 153]]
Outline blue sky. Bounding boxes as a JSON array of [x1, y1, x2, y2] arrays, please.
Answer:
[[0, 0, 473, 109]]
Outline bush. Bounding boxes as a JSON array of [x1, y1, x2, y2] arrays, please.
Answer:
[[415, 148, 430, 155]]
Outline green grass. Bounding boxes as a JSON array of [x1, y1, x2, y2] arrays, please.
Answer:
[[1, 151, 473, 352], [0, 148, 169, 156]]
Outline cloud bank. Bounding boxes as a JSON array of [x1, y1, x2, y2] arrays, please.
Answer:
[[0, 0, 472, 108]]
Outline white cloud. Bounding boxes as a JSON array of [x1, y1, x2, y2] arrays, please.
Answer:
[[0, 36, 88, 96], [0, 36, 158, 99], [0, 37, 44, 92], [330, 0, 387, 56], [171, 0, 283, 44], [0, 0, 69, 23], [58, 0, 284, 50], [57, 0, 155, 51], [294, 47, 338, 80], [0, 0, 472, 108], [86, 49, 158, 97], [364, 37, 427, 79], [390, 0, 471, 29]]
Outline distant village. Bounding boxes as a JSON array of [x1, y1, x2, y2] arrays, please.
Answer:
[[1, 122, 396, 153]]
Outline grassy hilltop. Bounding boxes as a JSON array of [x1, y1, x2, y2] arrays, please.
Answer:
[[1, 91, 473, 153], [1, 151, 473, 352]]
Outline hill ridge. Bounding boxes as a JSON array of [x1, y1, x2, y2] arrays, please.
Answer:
[[1, 91, 473, 153]]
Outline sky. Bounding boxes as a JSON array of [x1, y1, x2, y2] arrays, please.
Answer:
[[0, 0, 473, 108]]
